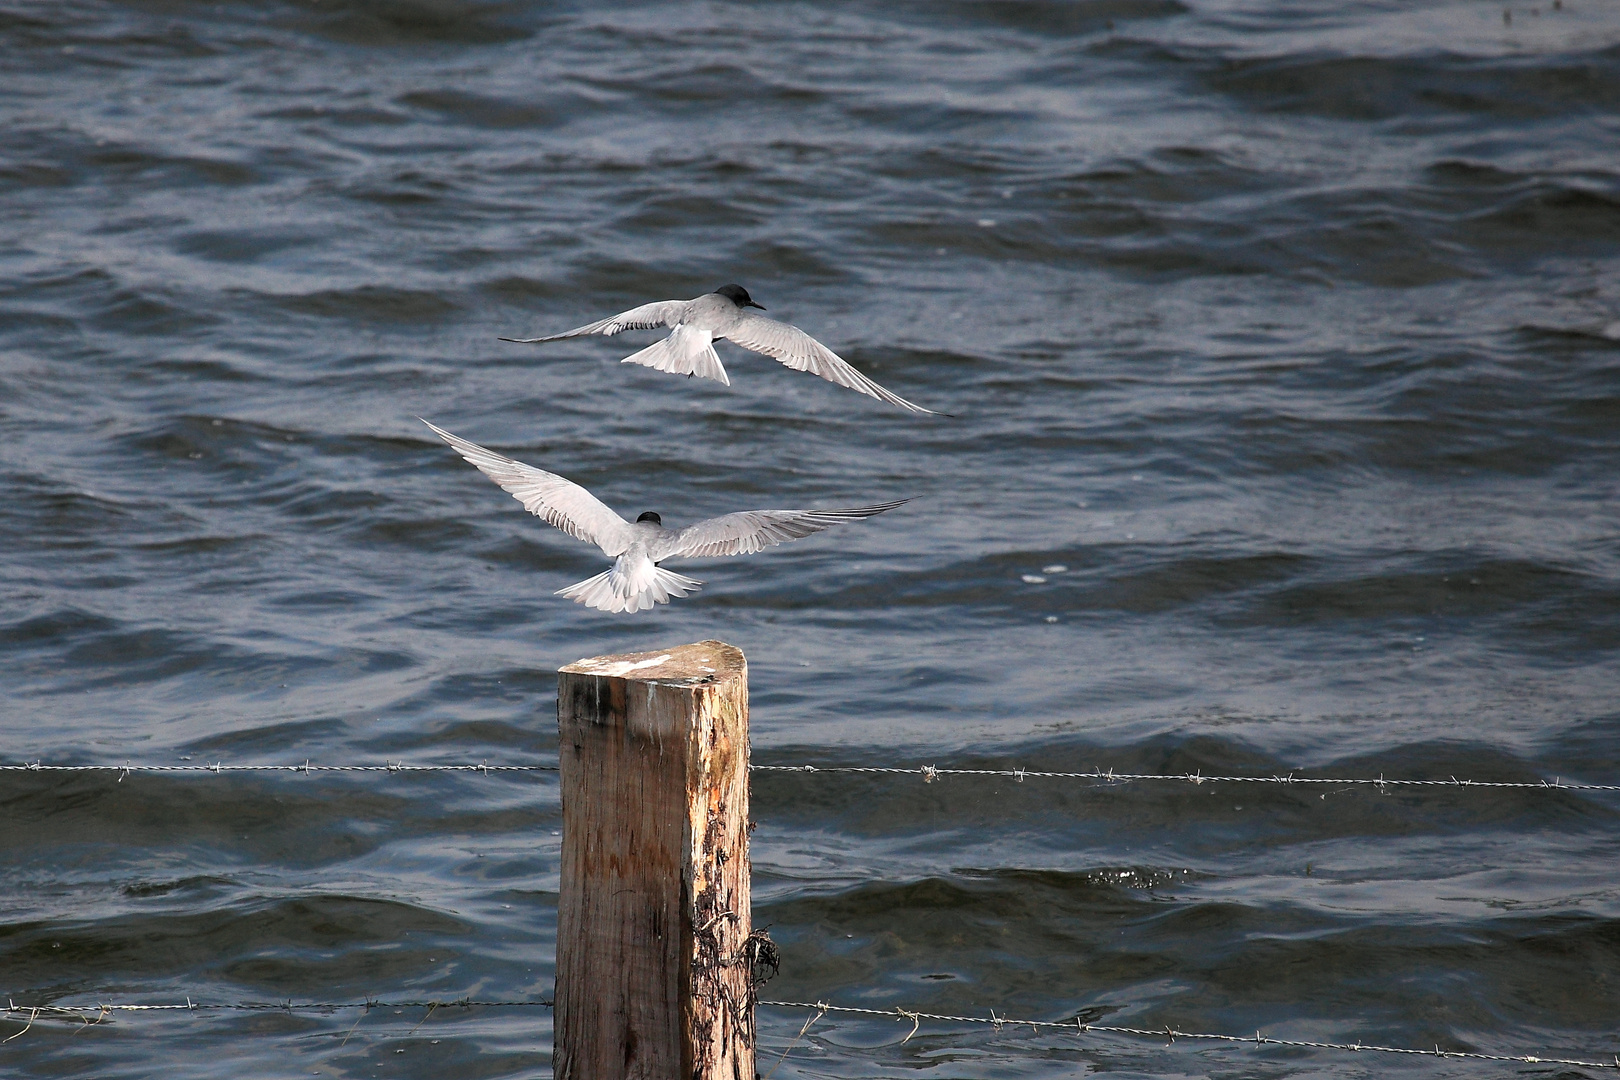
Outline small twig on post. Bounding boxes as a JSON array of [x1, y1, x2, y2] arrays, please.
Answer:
[[2, 1008, 38, 1044], [764, 1002, 828, 1080], [404, 1001, 439, 1037]]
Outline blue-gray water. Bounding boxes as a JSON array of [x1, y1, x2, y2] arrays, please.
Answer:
[[3, 2, 1619, 1077]]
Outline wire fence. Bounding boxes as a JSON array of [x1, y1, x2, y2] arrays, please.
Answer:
[[757, 1001, 1620, 1070], [0, 998, 548, 1047], [0, 762, 557, 776], [3, 998, 549, 1018], [4, 759, 1619, 790], [5, 997, 1615, 1070], [751, 763, 1620, 790], [7, 753, 1617, 1070]]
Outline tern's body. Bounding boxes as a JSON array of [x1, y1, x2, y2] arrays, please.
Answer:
[[423, 420, 907, 613], [502, 284, 940, 414]]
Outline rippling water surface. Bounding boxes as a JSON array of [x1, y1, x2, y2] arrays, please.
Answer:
[[4, 1, 1620, 1077]]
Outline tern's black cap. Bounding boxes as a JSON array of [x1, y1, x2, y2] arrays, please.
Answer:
[[715, 283, 765, 310], [636, 511, 662, 524]]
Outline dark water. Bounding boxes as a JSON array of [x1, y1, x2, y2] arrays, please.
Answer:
[[4, 1, 1620, 1076]]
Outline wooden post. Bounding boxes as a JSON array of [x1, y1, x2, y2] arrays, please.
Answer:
[[554, 640, 754, 1080]]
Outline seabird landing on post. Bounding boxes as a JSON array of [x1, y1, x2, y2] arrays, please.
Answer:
[[422, 420, 909, 613]]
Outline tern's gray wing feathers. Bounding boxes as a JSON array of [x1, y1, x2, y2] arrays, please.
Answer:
[[422, 420, 636, 557], [722, 312, 938, 415], [500, 300, 688, 343], [664, 499, 910, 560]]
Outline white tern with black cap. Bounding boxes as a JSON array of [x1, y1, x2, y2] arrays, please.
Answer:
[[501, 284, 941, 414], [423, 420, 908, 613]]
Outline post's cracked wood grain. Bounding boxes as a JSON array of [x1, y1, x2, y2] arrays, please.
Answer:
[[555, 640, 753, 1080]]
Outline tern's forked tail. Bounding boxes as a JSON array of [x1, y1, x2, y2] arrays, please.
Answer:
[[557, 560, 704, 614], [619, 323, 730, 384]]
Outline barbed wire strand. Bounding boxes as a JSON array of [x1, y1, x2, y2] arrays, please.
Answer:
[[757, 1000, 1620, 1070], [7, 997, 1613, 1070], [3, 998, 549, 1022], [0, 762, 556, 775], [753, 764, 1620, 791], [5, 760, 1618, 791]]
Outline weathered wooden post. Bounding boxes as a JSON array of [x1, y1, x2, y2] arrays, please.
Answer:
[[554, 640, 754, 1080]]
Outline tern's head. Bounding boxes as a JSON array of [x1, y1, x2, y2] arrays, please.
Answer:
[[715, 283, 765, 310], [636, 511, 663, 525]]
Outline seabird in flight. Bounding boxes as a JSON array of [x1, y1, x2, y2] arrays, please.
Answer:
[[423, 419, 908, 612], [501, 284, 942, 414]]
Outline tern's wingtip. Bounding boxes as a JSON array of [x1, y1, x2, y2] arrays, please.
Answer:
[[890, 398, 952, 417], [418, 418, 459, 445]]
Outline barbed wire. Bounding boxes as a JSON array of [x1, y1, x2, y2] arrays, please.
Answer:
[[8, 996, 1612, 1070], [757, 1000, 1620, 1070], [0, 997, 551, 1046], [0, 762, 556, 776], [752, 764, 1620, 791], [3, 998, 550, 1017], [5, 759, 1617, 791], [1, 997, 549, 1042]]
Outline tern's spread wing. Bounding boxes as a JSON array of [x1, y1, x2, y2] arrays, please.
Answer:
[[422, 420, 636, 557], [500, 300, 688, 344], [664, 500, 910, 560], [722, 312, 940, 414]]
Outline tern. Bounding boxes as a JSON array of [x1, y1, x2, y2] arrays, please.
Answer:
[[500, 284, 942, 414], [423, 420, 908, 613]]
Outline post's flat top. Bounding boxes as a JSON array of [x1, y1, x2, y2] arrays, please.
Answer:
[[560, 639, 744, 684]]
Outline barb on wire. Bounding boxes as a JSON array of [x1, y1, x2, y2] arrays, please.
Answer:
[[757, 1001, 1619, 1069]]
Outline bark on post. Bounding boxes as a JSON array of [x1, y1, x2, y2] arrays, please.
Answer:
[[554, 640, 753, 1080]]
